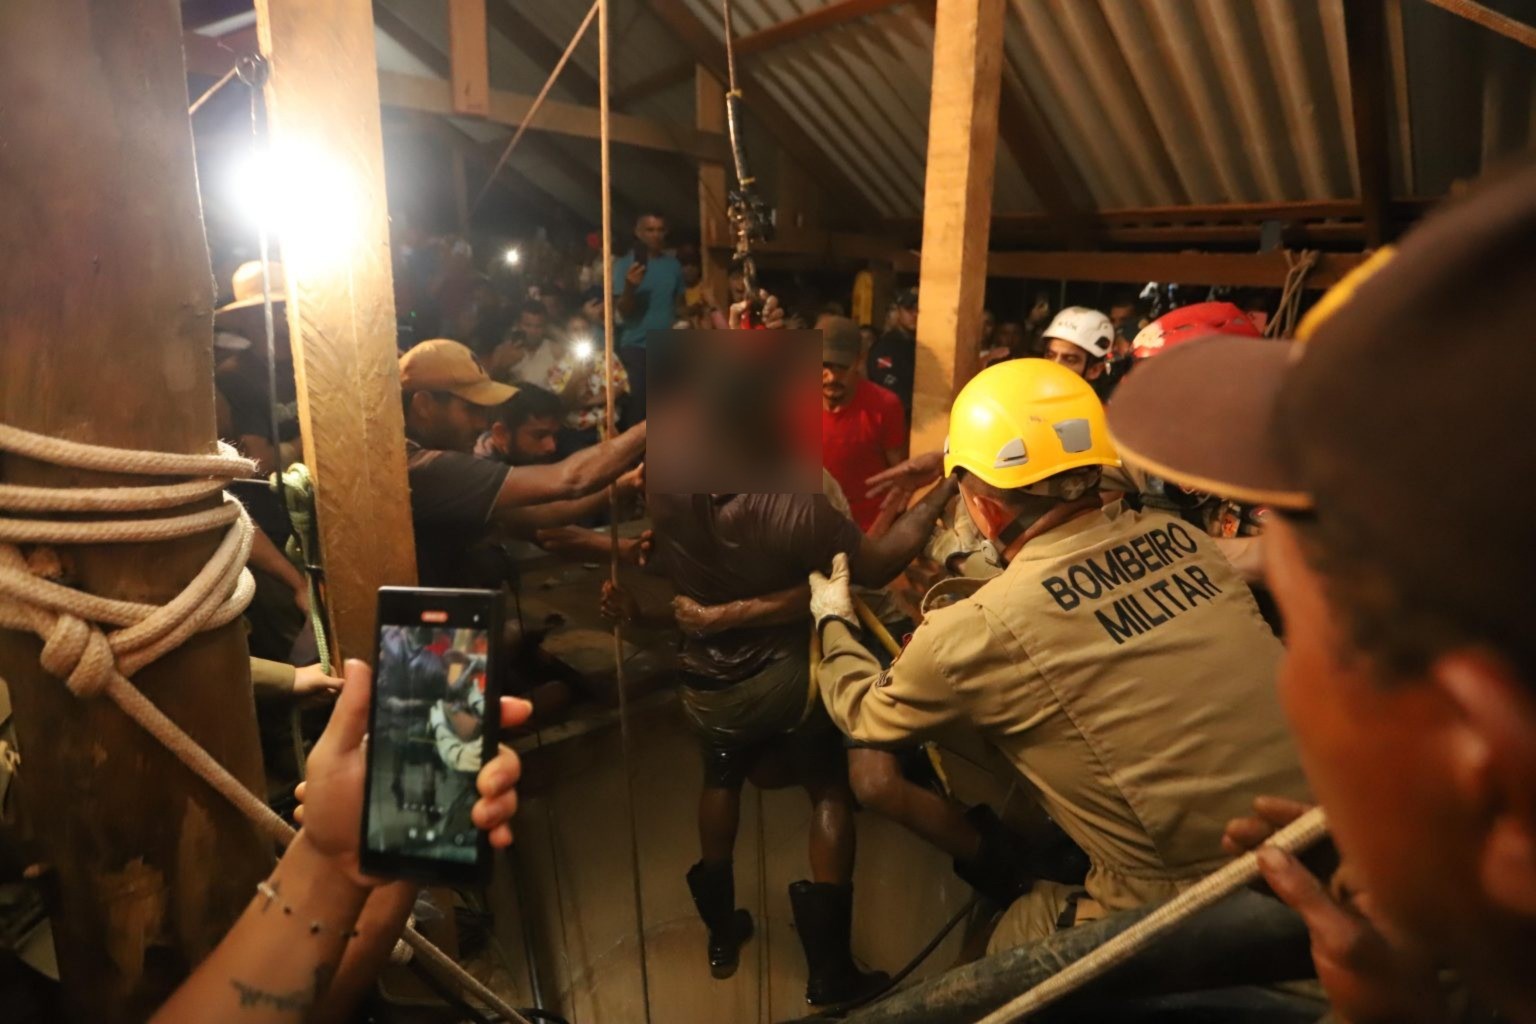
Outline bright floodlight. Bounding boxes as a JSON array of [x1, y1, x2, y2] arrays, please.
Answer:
[[231, 143, 360, 271], [572, 338, 594, 361], [504, 248, 522, 266]]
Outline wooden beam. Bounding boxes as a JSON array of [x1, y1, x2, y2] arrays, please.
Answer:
[[378, 70, 730, 162], [696, 65, 732, 309], [737, 0, 910, 55], [485, 0, 601, 106], [913, 0, 1089, 247], [1343, 0, 1391, 247], [889, 249, 1372, 290], [641, 0, 884, 226], [256, 0, 418, 661], [910, 0, 1006, 452], [617, 0, 912, 106], [0, 2, 271, 1018], [369, 8, 648, 226], [1422, 0, 1536, 51], [447, 0, 490, 116]]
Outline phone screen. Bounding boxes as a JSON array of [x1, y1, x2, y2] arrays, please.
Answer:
[[362, 588, 502, 882]]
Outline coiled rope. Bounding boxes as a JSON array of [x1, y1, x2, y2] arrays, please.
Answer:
[[0, 421, 532, 1024], [974, 805, 1329, 1023]]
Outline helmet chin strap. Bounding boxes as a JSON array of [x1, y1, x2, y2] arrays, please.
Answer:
[[987, 494, 1103, 566]]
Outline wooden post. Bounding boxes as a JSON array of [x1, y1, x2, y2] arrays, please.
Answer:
[[696, 64, 732, 310], [864, 259, 895, 331], [448, 0, 491, 118], [910, 0, 1005, 453], [255, 0, 419, 662], [452, 147, 471, 232], [0, 3, 272, 1019], [1343, 0, 1390, 248]]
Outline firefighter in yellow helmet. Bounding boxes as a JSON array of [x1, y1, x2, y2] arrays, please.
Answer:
[[809, 359, 1309, 952]]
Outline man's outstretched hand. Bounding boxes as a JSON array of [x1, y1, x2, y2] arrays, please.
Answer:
[[866, 450, 944, 501], [1224, 797, 1449, 1024]]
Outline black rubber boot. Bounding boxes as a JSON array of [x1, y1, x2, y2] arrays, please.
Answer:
[[788, 881, 890, 1006], [686, 860, 753, 979], [953, 805, 1035, 905]]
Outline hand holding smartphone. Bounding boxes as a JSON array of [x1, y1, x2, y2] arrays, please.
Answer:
[[361, 587, 504, 884]]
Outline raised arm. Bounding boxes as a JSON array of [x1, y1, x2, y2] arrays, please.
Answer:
[[848, 475, 959, 587], [489, 421, 645, 520]]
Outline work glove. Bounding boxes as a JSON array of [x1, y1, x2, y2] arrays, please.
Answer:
[[808, 551, 859, 635]]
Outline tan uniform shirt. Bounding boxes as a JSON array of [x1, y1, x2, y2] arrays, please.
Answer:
[[817, 501, 1308, 916]]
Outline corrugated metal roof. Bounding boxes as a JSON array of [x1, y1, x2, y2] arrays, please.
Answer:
[[366, 0, 1535, 228]]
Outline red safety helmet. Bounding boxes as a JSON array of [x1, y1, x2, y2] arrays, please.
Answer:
[[1131, 302, 1260, 361]]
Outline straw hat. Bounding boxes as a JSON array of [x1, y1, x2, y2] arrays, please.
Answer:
[[215, 260, 287, 323]]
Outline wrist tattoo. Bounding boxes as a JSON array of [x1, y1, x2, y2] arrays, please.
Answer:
[[230, 980, 311, 1014]]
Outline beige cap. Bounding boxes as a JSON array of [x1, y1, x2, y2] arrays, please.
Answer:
[[399, 339, 518, 407]]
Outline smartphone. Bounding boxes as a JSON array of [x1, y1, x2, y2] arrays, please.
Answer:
[[632, 243, 649, 268], [361, 587, 504, 884]]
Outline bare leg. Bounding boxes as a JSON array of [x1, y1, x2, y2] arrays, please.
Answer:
[[803, 770, 857, 885], [847, 747, 981, 861], [699, 783, 743, 865]]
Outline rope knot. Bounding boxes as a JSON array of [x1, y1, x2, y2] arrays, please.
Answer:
[[39, 612, 116, 698]]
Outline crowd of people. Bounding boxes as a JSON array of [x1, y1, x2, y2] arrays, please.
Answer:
[[149, 160, 1536, 1024]]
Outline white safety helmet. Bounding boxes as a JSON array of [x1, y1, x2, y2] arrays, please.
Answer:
[[1042, 306, 1114, 359]]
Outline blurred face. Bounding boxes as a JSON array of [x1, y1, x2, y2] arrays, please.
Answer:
[[1262, 518, 1488, 970], [859, 326, 878, 356], [728, 272, 747, 302], [635, 215, 666, 254], [682, 263, 701, 287], [1043, 338, 1092, 377], [896, 305, 918, 332], [1108, 303, 1136, 329], [518, 309, 547, 343], [822, 360, 856, 406]]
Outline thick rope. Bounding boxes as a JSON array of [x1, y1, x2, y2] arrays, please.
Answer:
[[974, 805, 1330, 1023], [1265, 248, 1319, 340], [0, 422, 532, 1024], [597, 0, 654, 1017]]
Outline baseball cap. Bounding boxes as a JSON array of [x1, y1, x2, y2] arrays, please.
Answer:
[[895, 288, 918, 310], [399, 339, 518, 407], [1107, 160, 1536, 639], [822, 317, 861, 368]]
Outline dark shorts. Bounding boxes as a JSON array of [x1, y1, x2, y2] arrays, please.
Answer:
[[680, 644, 839, 788]]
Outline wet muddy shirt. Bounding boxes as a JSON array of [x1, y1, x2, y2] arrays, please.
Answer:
[[650, 492, 862, 683]]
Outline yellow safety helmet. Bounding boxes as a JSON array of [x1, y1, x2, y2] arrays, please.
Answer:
[[943, 358, 1120, 491]]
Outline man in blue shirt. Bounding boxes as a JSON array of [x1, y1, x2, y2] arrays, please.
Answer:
[[612, 212, 684, 424]]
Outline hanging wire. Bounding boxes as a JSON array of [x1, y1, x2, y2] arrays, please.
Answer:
[[597, 0, 654, 1018], [472, 1, 600, 214]]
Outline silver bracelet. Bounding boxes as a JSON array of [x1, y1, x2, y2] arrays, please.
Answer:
[[256, 878, 361, 939]]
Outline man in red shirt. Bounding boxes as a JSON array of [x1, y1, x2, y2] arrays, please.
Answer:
[[821, 317, 907, 531]]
